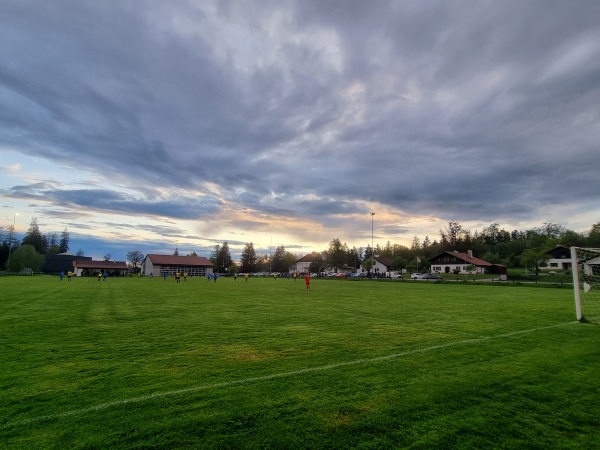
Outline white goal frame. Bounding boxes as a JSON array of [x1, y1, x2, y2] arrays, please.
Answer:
[[571, 246, 600, 322]]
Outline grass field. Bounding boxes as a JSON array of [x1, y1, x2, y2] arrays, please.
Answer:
[[1, 275, 599, 449]]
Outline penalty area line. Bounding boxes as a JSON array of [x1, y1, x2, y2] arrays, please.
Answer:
[[1, 320, 579, 429]]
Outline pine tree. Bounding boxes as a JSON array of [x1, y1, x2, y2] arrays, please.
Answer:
[[59, 229, 69, 253], [22, 218, 47, 254], [240, 242, 257, 273]]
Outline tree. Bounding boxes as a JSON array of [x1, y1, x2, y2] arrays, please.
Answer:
[[588, 222, 600, 247], [76, 248, 85, 256], [173, 247, 179, 256], [284, 251, 298, 272], [521, 248, 550, 277], [308, 252, 325, 274], [325, 238, 347, 272], [46, 232, 60, 255], [127, 251, 144, 270], [103, 253, 112, 261], [422, 236, 431, 249], [465, 264, 476, 276], [0, 226, 19, 268], [346, 246, 361, 272], [240, 242, 258, 273], [440, 221, 464, 250], [271, 245, 289, 273], [8, 244, 44, 272], [558, 229, 584, 247], [392, 256, 407, 272], [59, 228, 70, 253], [410, 235, 421, 251], [212, 242, 233, 273], [22, 218, 47, 254], [542, 222, 564, 239]]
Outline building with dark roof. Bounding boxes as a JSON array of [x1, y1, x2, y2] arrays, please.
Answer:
[[141, 254, 213, 277], [545, 245, 572, 271], [73, 259, 129, 277], [42, 253, 92, 275]]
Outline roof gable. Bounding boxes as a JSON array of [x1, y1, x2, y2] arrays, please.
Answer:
[[297, 253, 321, 263], [374, 255, 393, 267], [429, 251, 492, 267]]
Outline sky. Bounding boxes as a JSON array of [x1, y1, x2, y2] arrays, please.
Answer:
[[1, 0, 600, 262]]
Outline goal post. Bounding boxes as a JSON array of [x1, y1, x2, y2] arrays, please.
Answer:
[[571, 247, 600, 322]]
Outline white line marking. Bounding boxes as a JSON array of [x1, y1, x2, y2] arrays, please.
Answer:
[[1, 320, 580, 429]]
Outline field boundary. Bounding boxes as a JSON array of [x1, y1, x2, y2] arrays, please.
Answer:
[[1, 320, 582, 429]]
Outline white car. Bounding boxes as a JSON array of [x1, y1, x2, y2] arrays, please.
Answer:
[[411, 273, 426, 280]]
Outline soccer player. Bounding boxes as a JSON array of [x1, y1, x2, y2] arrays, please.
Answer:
[[304, 273, 311, 290], [176, 272, 181, 283]]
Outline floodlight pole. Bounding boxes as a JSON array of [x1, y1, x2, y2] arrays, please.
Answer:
[[6, 212, 18, 271], [370, 213, 375, 276]]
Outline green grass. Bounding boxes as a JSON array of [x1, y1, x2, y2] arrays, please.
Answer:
[[1, 276, 599, 449]]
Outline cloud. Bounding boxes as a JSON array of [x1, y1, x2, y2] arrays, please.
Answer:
[[1, 0, 599, 260]]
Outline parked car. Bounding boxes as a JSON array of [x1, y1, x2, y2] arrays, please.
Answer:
[[423, 273, 442, 280], [411, 273, 426, 279]]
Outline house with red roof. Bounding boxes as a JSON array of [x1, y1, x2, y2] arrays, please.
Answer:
[[141, 254, 213, 277], [429, 250, 507, 275]]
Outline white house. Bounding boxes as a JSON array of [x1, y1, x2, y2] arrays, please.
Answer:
[[359, 255, 393, 276], [544, 245, 572, 271], [289, 253, 321, 274], [142, 254, 213, 277], [429, 250, 507, 275]]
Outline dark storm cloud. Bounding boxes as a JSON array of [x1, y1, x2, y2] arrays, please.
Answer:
[[1, 0, 599, 234]]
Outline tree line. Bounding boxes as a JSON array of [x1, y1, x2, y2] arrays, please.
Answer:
[[0, 218, 73, 272], [235, 221, 600, 274], [3, 217, 600, 274]]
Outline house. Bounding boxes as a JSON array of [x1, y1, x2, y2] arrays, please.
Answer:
[[544, 245, 572, 271], [73, 259, 129, 277], [359, 255, 393, 276], [289, 253, 321, 274], [429, 250, 507, 275], [42, 253, 92, 274], [141, 254, 213, 277]]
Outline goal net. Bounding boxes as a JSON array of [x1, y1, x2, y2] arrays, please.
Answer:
[[571, 247, 600, 322]]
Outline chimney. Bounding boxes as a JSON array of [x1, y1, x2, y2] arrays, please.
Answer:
[[467, 250, 473, 258]]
